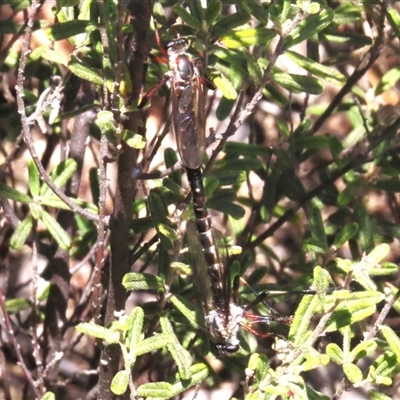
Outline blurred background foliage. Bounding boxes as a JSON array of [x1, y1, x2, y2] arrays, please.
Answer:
[[1, 1, 400, 399]]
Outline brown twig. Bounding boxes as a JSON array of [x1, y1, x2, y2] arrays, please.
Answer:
[[14, 1, 99, 223]]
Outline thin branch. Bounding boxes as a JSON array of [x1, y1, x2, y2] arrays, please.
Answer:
[[14, 2, 99, 223], [0, 288, 41, 398]]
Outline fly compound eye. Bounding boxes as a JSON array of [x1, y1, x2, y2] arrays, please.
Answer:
[[215, 342, 239, 354], [225, 344, 240, 353], [166, 37, 188, 50]]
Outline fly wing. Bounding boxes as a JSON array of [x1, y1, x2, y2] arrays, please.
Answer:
[[173, 78, 205, 169], [186, 220, 212, 314], [212, 229, 232, 322]]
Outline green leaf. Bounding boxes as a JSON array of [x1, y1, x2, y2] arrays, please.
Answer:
[[349, 340, 377, 362], [148, 191, 168, 225], [170, 294, 204, 330], [5, 298, 31, 314], [364, 244, 390, 269], [216, 97, 235, 120], [212, 11, 251, 35], [28, 161, 40, 197], [111, 370, 129, 395], [343, 363, 363, 384], [169, 363, 209, 397], [95, 110, 116, 144], [132, 334, 173, 356], [188, 0, 204, 23], [10, 216, 34, 250], [205, 0, 222, 25], [160, 316, 193, 380], [307, 201, 327, 249], [46, 20, 95, 41], [39, 210, 72, 250], [272, 71, 323, 94], [76, 322, 120, 343], [333, 222, 359, 248], [289, 293, 320, 345], [372, 351, 399, 378], [285, 50, 345, 86], [40, 392, 56, 400], [284, 8, 334, 49], [40, 159, 78, 197], [381, 326, 400, 360], [0, 183, 31, 203], [326, 343, 343, 364], [321, 32, 372, 48], [387, 7, 400, 41], [41, 48, 68, 66], [123, 129, 146, 149], [172, 5, 202, 30], [69, 56, 103, 86], [219, 27, 276, 48], [137, 382, 173, 398], [126, 307, 145, 354], [213, 76, 237, 100], [368, 390, 393, 400], [122, 272, 164, 292]]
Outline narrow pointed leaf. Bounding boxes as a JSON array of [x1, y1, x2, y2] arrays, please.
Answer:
[[28, 161, 40, 197], [132, 334, 173, 356], [373, 351, 399, 378], [285, 50, 345, 85], [122, 272, 164, 292], [364, 244, 390, 269], [381, 326, 400, 360], [349, 340, 377, 362], [289, 294, 318, 345], [160, 316, 193, 380], [6, 298, 31, 314], [46, 20, 95, 40], [111, 370, 129, 395], [170, 294, 204, 330], [0, 183, 31, 203], [40, 159, 78, 197], [212, 11, 251, 35], [169, 363, 209, 397], [172, 6, 202, 30], [333, 222, 359, 247], [219, 27, 276, 48], [307, 202, 327, 249], [213, 76, 237, 100], [137, 382, 173, 398], [39, 210, 71, 250], [76, 322, 120, 343], [10, 216, 33, 250], [126, 307, 145, 354], [284, 8, 334, 49], [205, 0, 221, 25], [69, 56, 103, 86], [272, 72, 323, 94]]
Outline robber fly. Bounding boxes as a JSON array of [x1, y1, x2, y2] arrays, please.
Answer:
[[186, 221, 293, 354], [138, 37, 214, 170]]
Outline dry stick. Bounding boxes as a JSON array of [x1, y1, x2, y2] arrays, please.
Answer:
[[15, 2, 99, 223], [91, 4, 111, 324], [2, 3, 43, 398], [0, 288, 41, 398]]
